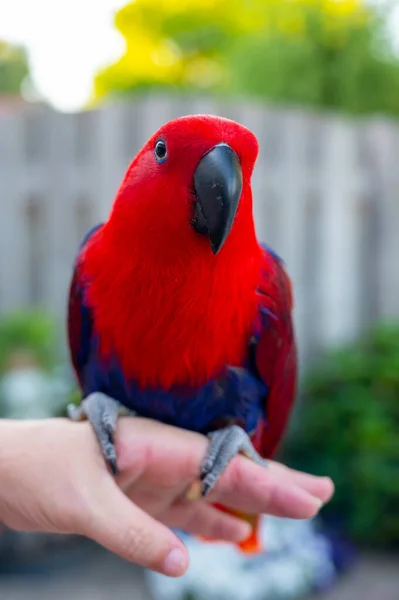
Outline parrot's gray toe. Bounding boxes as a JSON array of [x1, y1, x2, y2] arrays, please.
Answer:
[[200, 425, 267, 496], [67, 403, 85, 421], [103, 441, 118, 476], [67, 392, 125, 476]]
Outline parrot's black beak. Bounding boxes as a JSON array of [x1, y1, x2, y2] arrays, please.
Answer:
[[193, 143, 243, 254]]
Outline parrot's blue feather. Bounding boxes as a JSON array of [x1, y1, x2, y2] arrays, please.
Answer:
[[260, 243, 283, 264], [68, 223, 102, 387], [82, 326, 267, 436]]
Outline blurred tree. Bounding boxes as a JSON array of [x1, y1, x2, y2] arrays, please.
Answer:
[[228, 1, 399, 115], [93, 0, 399, 117], [0, 40, 30, 95], [93, 0, 254, 97]]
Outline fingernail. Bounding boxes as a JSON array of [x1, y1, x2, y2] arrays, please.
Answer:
[[315, 498, 323, 509], [163, 548, 187, 577], [185, 480, 202, 501]]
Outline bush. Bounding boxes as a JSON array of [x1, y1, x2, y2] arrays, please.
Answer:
[[285, 323, 399, 549], [0, 311, 56, 373], [0, 312, 78, 419]]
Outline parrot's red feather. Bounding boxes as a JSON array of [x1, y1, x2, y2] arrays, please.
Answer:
[[253, 247, 297, 458]]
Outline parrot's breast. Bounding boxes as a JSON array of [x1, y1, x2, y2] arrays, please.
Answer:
[[80, 225, 264, 427], [84, 245, 262, 391]]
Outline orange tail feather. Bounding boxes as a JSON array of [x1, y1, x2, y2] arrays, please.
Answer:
[[198, 504, 263, 554]]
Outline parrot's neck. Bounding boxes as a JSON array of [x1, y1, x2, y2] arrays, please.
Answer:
[[83, 225, 262, 390]]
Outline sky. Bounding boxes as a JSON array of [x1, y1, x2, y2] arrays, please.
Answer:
[[0, 0, 126, 111], [0, 0, 398, 112]]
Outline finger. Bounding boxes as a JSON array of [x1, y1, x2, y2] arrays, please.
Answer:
[[267, 463, 334, 504], [79, 479, 189, 577], [162, 502, 252, 542], [207, 456, 327, 519], [115, 418, 334, 517]]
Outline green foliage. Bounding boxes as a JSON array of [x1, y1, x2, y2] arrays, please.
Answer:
[[0, 311, 56, 373], [228, 3, 399, 116], [0, 40, 29, 95], [285, 323, 399, 548], [94, 0, 399, 117]]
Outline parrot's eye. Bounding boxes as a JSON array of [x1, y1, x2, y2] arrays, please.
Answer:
[[154, 139, 167, 163]]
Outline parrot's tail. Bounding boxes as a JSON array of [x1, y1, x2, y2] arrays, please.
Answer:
[[199, 503, 263, 554]]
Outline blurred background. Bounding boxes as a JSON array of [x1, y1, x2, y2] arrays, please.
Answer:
[[0, 0, 398, 598]]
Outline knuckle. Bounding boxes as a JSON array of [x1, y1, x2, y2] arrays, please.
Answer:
[[121, 524, 151, 562], [262, 480, 277, 511]]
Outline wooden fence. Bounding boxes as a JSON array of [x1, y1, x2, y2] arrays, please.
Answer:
[[1, 96, 399, 363]]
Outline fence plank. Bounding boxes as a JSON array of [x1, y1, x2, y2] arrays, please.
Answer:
[[0, 114, 30, 312], [318, 118, 365, 346]]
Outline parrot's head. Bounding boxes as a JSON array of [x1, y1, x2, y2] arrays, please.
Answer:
[[109, 115, 259, 258]]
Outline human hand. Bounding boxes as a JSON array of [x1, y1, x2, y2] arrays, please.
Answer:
[[0, 418, 333, 577]]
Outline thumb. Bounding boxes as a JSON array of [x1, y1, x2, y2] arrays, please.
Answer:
[[79, 480, 189, 577]]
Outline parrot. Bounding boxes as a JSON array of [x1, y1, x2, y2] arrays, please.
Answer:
[[67, 114, 297, 553]]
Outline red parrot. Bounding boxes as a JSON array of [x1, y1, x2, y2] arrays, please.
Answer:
[[67, 115, 297, 553]]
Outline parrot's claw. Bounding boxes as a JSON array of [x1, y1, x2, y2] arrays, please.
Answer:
[[67, 392, 128, 476], [200, 425, 267, 496]]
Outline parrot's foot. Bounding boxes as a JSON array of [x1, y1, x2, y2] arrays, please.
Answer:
[[201, 425, 267, 496], [67, 393, 129, 476]]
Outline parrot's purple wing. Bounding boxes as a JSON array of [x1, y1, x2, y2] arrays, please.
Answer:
[[253, 245, 297, 459], [68, 224, 103, 388]]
